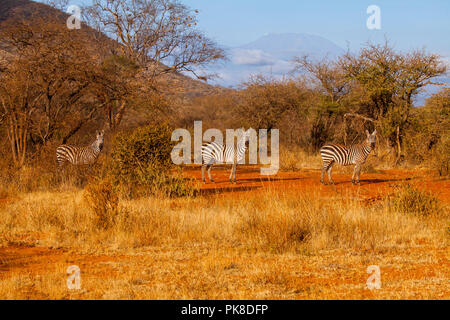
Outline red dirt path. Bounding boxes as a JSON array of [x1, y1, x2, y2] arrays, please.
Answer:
[[184, 166, 450, 204]]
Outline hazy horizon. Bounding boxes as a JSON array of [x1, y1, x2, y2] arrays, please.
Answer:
[[51, 0, 450, 57], [38, 0, 449, 99]]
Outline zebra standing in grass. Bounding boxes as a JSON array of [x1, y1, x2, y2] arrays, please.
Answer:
[[56, 130, 104, 166], [320, 130, 377, 185], [201, 129, 251, 184]]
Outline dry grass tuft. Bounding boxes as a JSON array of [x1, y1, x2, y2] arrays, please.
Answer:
[[83, 179, 119, 230], [388, 184, 443, 217], [0, 187, 446, 252], [279, 146, 321, 171]]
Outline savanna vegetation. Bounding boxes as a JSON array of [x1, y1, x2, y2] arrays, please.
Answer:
[[0, 0, 448, 300]]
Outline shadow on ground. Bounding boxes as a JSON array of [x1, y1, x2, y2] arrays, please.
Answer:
[[199, 185, 261, 196], [327, 177, 417, 186]]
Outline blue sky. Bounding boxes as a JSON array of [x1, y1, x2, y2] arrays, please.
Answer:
[[182, 0, 450, 55], [62, 0, 450, 55]]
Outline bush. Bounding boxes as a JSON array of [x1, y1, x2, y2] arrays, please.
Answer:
[[388, 184, 442, 216], [431, 135, 450, 176], [279, 145, 303, 171], [242, 208, 311, 253], [83, 178, 119, 230], [279, 145, 321, 171], [110, 124, 198, 198]]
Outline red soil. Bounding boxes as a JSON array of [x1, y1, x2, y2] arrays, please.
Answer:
[[185, 166, 450, 204], [0, 168, 448, 299]]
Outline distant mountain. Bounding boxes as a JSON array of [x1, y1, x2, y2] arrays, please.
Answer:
[[241, 33, 345, 61], [203, 33, 448, 106], [206, 33, 345, 87]]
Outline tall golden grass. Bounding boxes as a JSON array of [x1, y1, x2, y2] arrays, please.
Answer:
[[0, 183, 448, 299], [1, 186, 447, 252], [279, 145, 321, 171]]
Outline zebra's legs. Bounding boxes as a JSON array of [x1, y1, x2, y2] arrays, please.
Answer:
[[57, 161, 67, 184], [321, 161, 333, 185], [207, 164, 215, 183], [201, 164, 206, 184], [229, 163, 237, 184], [320, 163, 328, 185], [351, 165, 357, 185], [353, 164, 362, 185], [327, 163, 335, 185], [201, 164, 215, 183]]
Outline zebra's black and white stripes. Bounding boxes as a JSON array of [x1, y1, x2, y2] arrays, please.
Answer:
[[320, 130, 377, 185], [201, 129, 251, 184], [56, 130, 104, 166]]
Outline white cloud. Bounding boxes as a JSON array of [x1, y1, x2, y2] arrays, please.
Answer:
[[231, 48, 275, 66]]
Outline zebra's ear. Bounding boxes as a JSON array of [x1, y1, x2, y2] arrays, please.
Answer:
[[365, 130, 370, 137], [372, 129, 377, 136]]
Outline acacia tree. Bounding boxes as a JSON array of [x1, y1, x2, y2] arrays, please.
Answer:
[[296, 42, 447, 162], [0, 20, 103, 165], [293, 56, 350, 105], [93, 55, 140, 131], [84, 0, 225, 130], [236, 76, 311, 130], [0, 63, 38, 167], [292, 57, 352, 150], [419, 88, 450, 175], [340, 43, 446, 162]]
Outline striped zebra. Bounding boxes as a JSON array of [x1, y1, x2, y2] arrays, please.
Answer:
[[56, 130, 104, 166], [201, 129, 251, 184], [320, 130, 377, 185]]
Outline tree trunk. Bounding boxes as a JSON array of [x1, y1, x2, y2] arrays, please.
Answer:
[[395, 126, 401, 165], [113, 100, 127, 131], [107, 100, 127, 132], [6, 113, 28, 168]]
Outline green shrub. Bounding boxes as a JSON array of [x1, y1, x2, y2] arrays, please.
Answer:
[[388, 184, 442, 216], [110, 124, 197, 198]]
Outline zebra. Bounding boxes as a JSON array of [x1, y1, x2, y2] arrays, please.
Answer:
[[201, 129, 251, 184], [56, 130, 104, 166], [320, 130, 377, 185]]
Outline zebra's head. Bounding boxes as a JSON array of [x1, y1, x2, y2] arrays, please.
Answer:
[[365, 129, 377, 149], [95, 130, 105, 150]]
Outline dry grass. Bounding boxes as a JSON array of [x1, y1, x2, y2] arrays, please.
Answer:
[[0, 184, 448, 299], [279, 146, 321, 171], [1, 188, 446, 252]]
